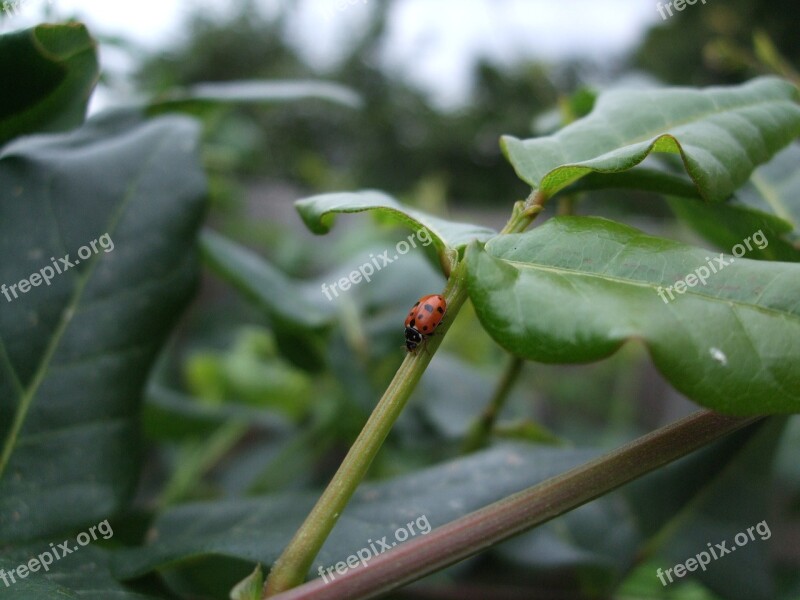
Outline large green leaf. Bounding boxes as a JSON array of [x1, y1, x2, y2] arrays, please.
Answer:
[[502, 77, 800, 202], [0, 111, 207, 544], [0, 23, 99, 145], [113, 444, 599, 584], [465, 216, 800, 414], [295, 190, 497, 261]]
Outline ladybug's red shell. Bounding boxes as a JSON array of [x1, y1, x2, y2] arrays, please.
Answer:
[[404, 294, 446, 352]]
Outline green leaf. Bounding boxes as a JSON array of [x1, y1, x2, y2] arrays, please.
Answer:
[[148, 79, 362, 113], [295, 190, 497, 261], [670, 143, 800, 262], [200, 229, 333, 331], [113, 444, 599, 583], [409, 354, 547, 443], [627, 418, 786, 600], [0, 23, 99, 145], [144, 384, 290, 441], [736, 143, 800, 241], [502, 77, 800, 202], [492, 495, 640, 595], [618, 561, 722, 599], [568, 167, 703, 200], [0, 111, 207, 544], [185, 328, 315, 420], [112, 431, 781, 597], [465, 216, 800, 414], [158, 421, 248, 508], [230, 564, 264, 600], [668, 196, 800, 262]]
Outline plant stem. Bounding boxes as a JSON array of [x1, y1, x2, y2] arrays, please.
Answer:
[[263, 264, 470, 596], [267, 411, 760, 600], [507, 190, 546, 234], [263, 190, 547, 596], [461, 356, 524, 453]]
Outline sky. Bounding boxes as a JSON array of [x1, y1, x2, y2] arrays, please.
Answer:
[[3, 0, 662, 108]]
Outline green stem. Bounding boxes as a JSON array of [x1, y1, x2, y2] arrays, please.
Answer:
[[263, 264, 469, 596], [263, 189, 547, 596], [509, 190, 546, 234], [461, 356, 524, 453], [267, 411, 760, 600], [158, 422, 247, 509]]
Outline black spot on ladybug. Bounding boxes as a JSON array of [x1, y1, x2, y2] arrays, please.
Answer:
[[413, 301, 420, 307], [423, 325, 429, 331], [437, 307, 444, 314], [424, 304, 433, 312], [409, 319, 415, 327]]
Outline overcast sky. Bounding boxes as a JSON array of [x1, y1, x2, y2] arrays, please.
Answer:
[[4, 0, 661, 108]]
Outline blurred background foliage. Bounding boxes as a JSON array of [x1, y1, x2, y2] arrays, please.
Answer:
[[44, 0, 798, 597]]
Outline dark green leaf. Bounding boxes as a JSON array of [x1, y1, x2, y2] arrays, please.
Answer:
[[200, 229, 333, 331], [0, 23, 99, 145], [0, 111, 207, 543], [669, 143, 800, 262], [502, 77, 800, 202], [113, 444, 599, 582], [669, 196, 800, 262], [493, 495, 640, 593], [568, 167, 702, 200], [626, 418, 785, 600], [144, 384, 290, 442], [466, 216, 800, 414], [735, 143, 800, 241]]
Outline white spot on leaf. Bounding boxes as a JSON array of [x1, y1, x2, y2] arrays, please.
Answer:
[[709, 347, 727, 366]]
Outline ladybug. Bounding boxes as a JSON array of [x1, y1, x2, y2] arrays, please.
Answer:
[[404, 294, 447, 353]]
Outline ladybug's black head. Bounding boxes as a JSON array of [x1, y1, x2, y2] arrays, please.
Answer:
[[405, 326, 422, 352]]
